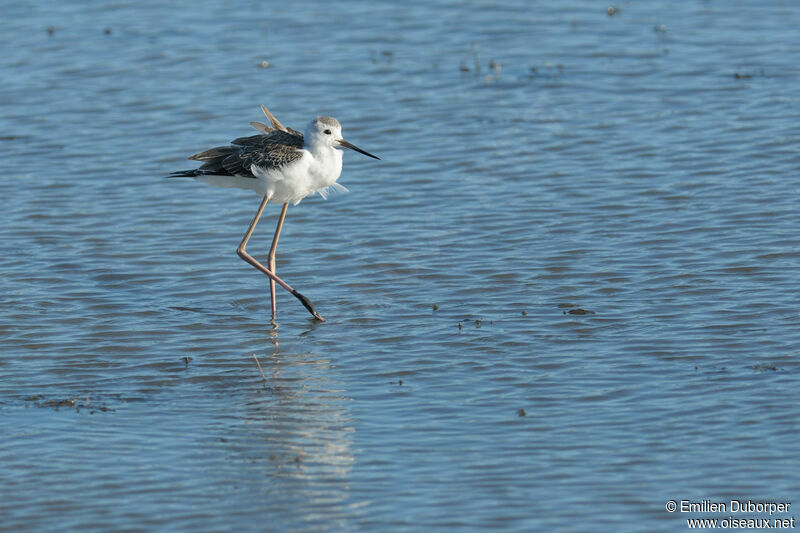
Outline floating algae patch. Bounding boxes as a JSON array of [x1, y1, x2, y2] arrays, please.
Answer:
[[24, 394, 114, 414]]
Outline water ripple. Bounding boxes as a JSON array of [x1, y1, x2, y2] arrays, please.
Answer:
[[1, 0, 799, 531]]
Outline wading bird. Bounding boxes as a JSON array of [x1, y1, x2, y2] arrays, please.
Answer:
[[169, 105, 380, 322]]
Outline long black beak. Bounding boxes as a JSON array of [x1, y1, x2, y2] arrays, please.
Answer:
[[338, 139, 380, 160]]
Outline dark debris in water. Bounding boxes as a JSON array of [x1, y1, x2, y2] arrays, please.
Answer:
[[734, 69, 767, 80], [517, 408, 526, 417], [528, 63, 563, 82], [751, 363, 778, 372], [170, 305, 208, 314], [455, 316, 496, 330], [24, 394, 112, 414], [458, 45, 502, 81], [369, 50, 394, 65], [564, 308, 595, 315]]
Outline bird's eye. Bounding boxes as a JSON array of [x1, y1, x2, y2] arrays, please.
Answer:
[[323, 129, 332, 135]]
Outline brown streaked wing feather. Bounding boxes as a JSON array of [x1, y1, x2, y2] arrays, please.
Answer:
[[250, 121, 273, 134], [187, 128, 304, 178], [260, 105, 288, 132], [188, 146, 237, 161], [230, 130, 304, 176], [232, 130, 303, 150], [250, 122, 302, 137]]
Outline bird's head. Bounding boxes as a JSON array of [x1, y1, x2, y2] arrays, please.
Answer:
[[306, 116, 380, 160]]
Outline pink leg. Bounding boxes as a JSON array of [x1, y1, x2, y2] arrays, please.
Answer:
[[267, 202, 289, 321], [237, 195, 325, 322]]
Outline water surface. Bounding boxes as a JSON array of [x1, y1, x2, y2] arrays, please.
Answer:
[[1, 1, 798, 531]]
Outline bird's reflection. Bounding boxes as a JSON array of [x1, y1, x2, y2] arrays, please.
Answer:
[[298, 318, 323, 338], [237, 324, 356, 528]]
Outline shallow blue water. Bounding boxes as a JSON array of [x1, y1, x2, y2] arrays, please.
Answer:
[[1, 1, 798, 531]]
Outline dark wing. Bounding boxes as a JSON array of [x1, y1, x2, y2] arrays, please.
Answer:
[[184, 129, 304, 178]]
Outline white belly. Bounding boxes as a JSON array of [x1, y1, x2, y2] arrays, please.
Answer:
[[195, 148, 345, 205]]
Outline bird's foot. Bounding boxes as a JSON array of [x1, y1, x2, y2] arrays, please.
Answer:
[[292, 289, 326, 322]]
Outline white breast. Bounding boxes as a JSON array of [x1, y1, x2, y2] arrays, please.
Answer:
[[251, 147, 344, 205]]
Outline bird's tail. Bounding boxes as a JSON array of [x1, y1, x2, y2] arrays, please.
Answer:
[[167, 169, 208, 178]]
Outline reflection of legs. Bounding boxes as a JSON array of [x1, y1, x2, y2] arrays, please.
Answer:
[[236, 195, 325, 321], [268, 202, 289, 321]]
